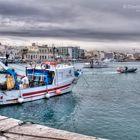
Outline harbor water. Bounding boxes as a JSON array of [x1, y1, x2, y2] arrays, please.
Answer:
[[0, 62, 140, 140]]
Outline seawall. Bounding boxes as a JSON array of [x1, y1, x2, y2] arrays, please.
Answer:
[[0, 115, 107, 140]]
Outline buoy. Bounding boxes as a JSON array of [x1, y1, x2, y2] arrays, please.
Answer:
[[18, 98, 24, 103], [45, 93, 51, 98], [56, 89, 62, 94]]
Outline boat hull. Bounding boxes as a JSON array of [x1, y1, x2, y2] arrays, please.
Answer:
[[117, 68, 137, 73], [83, 63, 108, 68], [0, 81, 74, 105]]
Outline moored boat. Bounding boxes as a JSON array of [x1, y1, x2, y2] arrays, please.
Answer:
[[83, 60, 108, 68], [0, 61, 81, 105]]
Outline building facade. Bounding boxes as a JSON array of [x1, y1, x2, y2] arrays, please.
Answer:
[[26, 44, 84, 62], [58, 46, 84, 60], [0, 45, 22, 60], [26, 45, 59, 62]]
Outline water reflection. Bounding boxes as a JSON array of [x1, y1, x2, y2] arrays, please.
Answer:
[[0, 92, 77, 128]]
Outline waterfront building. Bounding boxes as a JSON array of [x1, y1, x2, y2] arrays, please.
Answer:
[[84, 51, 93, 59], [0, 44, 5, 53], [1, 46, 22, 60], [38, 45, 54, 61], [26, 44, 56, 62], [99, 51, 105, 60], [104, 52, 114, 60], [79, 49, 85, 59], [113, 52, 127, 61], [57, 46, 81, 60], [26, 44, 84, 62], [133, 53, 140, 60], [26, 49, 39, 61], [126, 54, 135, 61]]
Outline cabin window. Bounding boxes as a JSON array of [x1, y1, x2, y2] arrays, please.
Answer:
[[26, 69, 55, 87]]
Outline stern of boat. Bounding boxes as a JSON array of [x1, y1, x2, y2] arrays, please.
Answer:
[[0, 90, 20, 105]]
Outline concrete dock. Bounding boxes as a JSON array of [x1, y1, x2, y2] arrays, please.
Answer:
[[0, 115, 107, 140]]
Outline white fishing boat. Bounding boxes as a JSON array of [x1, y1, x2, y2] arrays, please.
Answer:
[[0, 61, 81, 105], [83, 60, 108, 68]]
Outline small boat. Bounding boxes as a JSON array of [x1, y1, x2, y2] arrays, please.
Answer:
[[83, 60, 108, 68], [0, 61, 81, 105], [117, 67, 137, 73]]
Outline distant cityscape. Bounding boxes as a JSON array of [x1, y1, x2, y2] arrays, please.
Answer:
[[0, 42, 140, 63]]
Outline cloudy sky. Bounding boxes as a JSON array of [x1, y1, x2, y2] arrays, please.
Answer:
[[0, 0, 140, 51]]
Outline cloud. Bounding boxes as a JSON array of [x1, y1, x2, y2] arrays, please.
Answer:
[[0, 0, 140, 45]]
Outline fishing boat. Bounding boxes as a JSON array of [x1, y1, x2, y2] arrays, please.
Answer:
[[83, 60, 108, 68], [0, 61, 81, 105], [117, 67, 137, 73]]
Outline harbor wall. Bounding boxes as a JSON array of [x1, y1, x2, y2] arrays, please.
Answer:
[[0, 115, 107, 140]]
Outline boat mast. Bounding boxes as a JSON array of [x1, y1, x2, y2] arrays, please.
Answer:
[[52, 46, 58, 86]]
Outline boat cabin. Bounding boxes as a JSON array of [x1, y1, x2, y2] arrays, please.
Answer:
[[26, 68, 55, 87], [0, 61, 76, 91]]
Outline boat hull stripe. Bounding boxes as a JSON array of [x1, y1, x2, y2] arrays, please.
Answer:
[[24, 86, 70, 99], [0, 85, 71, 103], [22, 83, 71, 97]]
